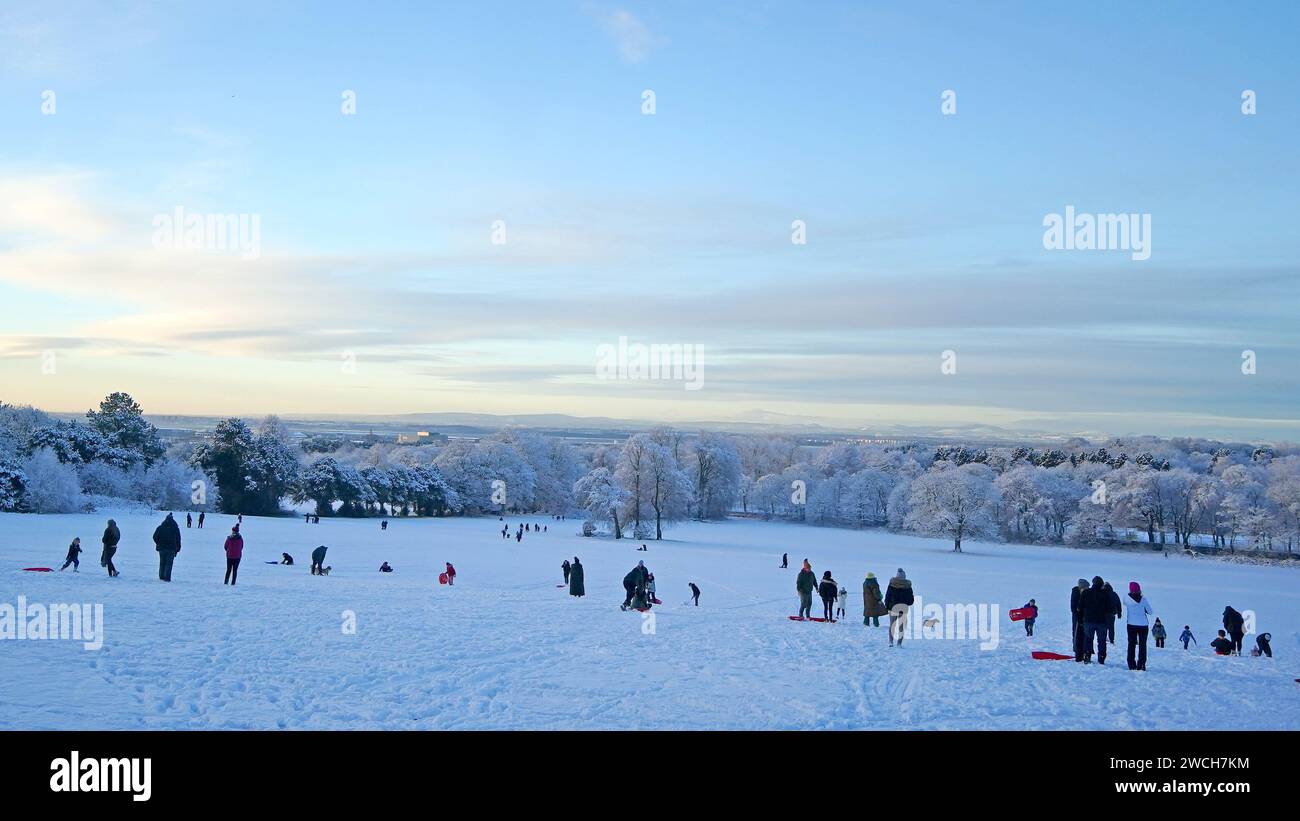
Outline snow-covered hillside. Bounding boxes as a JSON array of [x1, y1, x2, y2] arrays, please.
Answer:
[[1, 510, 1297, 730]]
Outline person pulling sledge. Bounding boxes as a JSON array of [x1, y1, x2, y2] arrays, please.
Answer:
[[59, 538, 82, 572]]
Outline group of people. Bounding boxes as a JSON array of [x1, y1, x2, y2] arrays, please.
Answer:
[[620, 560, 657, 611], [562, 557, 585, 597], [184, 511, 206, 528], [793, 560, 913, 645], [502, 519, 548, 542]]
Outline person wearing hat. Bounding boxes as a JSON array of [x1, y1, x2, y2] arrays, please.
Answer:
[[152, 512, 182, 582], [621, 560, 648, 610], [883, 568, 914, 646], [1122, 581, 1153, 670], [223, 524, 244, 586], [862, 572, 886, 627], [795, 560, 816, 620]]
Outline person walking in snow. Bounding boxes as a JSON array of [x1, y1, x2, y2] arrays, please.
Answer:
[[818, 570, 839, 621], [689, 582, 700, 606], [569, 557, 585, 598], [153, 512, 182, 582], [781, 552, 788, 569], [1104, 582, 1122, 646], [197, 511, 205, 529], [310, 545, 328, 575], [1076, 576, 1110, 664], [1123, 581, 1153, 671], [837, 581, 849, 621], [562, 559, 571, 585], [100, 518, 120, 578], [1152, 618, 1167, 648], [862, 573, 887, 627], [795, 560, 816, 620], [223, 524, 244, 586], [1179, 625, 1196, 650], [59, 538, 82, 572], [381, 520, 388, 531], [186, 512, 192, 528], [1222, 606, 1246, 655], [1070, 578, 1088, 659], [1022, 599, 1039, 636], [884, 568, 914, 646], [445, 562, 456, 586]]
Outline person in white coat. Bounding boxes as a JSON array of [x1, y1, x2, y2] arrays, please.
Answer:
[[1123, 581, 1154, 671]]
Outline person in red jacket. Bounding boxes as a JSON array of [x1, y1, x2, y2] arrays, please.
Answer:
[[223, 525, 244, 586], [445, 562, 456, 585]]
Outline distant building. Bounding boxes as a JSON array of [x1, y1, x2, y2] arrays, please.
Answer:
[[397, 431, 443, 444]]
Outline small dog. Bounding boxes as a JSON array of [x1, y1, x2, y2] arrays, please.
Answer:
[[318, 565, 332, 576], [922, 617, 941, 629]]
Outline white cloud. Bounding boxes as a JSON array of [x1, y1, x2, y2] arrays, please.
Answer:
[[590, 7, 665, 63]]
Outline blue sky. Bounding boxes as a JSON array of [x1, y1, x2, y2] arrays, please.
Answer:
[[1, 1, 1298, 439]]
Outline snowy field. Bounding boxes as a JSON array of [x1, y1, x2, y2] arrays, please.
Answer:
[[1, 509, 1298, 730]]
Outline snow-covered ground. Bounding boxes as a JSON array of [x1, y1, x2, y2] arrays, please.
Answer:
[[1, 509, 1297, 730]]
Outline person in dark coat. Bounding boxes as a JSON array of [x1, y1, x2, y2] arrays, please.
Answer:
[[1152, 618, 1167, 648], [1104, 582, 1122, 645], [379, 562, 393, 573], [795, 560, 816, 619], [223, 525, 244, 586], [689, 582, 700, 606], [862, 573, 887, 626], [281, 552, 294, 565], [781, 552, 788, 569], [310, 545, 328, 575], [568, 557, 585, 597], [1254, 632, 1272, 658], [1076, 576, 1110, 664], [1211, 630, 1234, 655], [59, 538, 82, 571], [562, 559, 571, 584], [1070, 578, 1088, 659], [100, 518, 121, 577], [186, 513, 192, 528], [1022, 599, 1039, 636], [197, 511, 205, 528], [1222, 606, 1246, 655], [621, 561, 649, 610], [818, 571, 839, 621], [883, 568, 914, 646], [152, 513, 182, 582]]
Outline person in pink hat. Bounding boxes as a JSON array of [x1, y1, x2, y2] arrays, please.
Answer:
[[1123, 581, 1154, 671]]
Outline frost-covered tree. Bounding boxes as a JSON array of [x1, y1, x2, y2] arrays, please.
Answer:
[[904, 463, 1000, 552], [688, 433, 741, 520], [0, 459, 28, 511], [20, 448, 84, 513], [573, 466, 630, 538], [86, 392, 165, 466]]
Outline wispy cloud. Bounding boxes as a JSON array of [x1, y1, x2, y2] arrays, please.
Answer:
[[588, 6, 666, 63]]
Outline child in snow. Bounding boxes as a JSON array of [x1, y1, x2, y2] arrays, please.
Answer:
[[837, 582, 849, 620], [1253, 633, 1272, 658], [1179, 625, 1196, 650], [445, 562, 456, 585], [1211, 630, 1234, 655], [689, 582, 700, 606], [1152, 618, 1167, 648], [1022, 599, 1039, 636], [562, 559, 571, 584], [60, 538, 82, 571], [379, 562, 393, 573], [646, 573, 657, 604], [281, 552, 294, 565]]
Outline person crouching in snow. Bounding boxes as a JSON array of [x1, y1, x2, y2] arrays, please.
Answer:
[[1022, 599, 1038, 636], [1253, 632, 1272, 658], [445, 562, 456, 585], [1179, 625, 1196, 650], [818, 571, 839, 621], [60, 538, 82, 571], [281, 552, 294, 565], [1152, 618, 1167, 648], [223, 525, 244, 586], [884, 568, 914, 646], [379, 562, 393, 573]]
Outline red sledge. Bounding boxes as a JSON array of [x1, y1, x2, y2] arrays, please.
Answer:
[[1009, 607, 1036, 622], [22, 567, 53, 572], [788, 616, 831, 622], [438, 572, 449, 585], [1031, 651, 1074, 661]]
